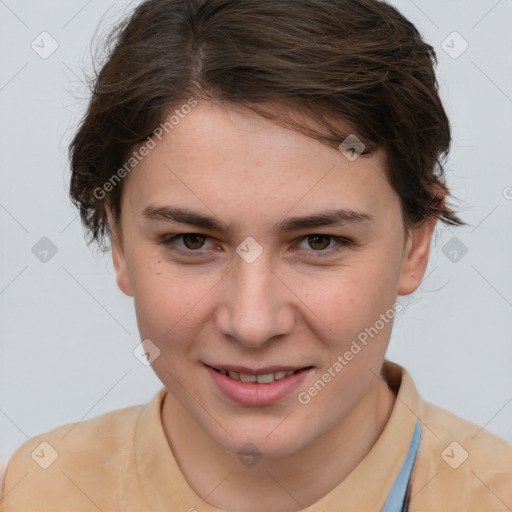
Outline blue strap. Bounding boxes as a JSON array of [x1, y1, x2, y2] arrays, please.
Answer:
[[380, 419, 422, 512]]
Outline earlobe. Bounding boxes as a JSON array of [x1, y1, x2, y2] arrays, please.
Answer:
[[397, 214, 437, 296], [112, 238, 134, 297], [107, 209, 134, 297]]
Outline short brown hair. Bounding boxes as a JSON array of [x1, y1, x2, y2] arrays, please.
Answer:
[[69, 0, 466, 250]]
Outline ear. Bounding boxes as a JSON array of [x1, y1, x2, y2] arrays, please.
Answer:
[[397, 212, 439, 296], [107, 207, 134, 297]]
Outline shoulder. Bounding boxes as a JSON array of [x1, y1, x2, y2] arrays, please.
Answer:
[[0, 461, 7, 500], [1, 401, 148, 511], [419, 398, 512, 466], [13, 401, 144, 463], [411, 397, 512, 510]]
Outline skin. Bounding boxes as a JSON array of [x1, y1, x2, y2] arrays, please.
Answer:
[[110, 100, 439, 511]]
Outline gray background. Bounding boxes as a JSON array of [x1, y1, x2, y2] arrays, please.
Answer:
[[1, 0, 511, 465]]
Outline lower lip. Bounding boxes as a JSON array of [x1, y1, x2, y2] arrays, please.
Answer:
[[205, 365, 312, 406]]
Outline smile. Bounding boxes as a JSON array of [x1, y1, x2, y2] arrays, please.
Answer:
[[205, 364, 313, 406], [211, 367, 305, 384]]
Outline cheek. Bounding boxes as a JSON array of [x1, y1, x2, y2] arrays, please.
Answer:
[[131, 272, 201, 387], [128, 254, 216, 347], [308, 263, 397, 331], [132, 275, 190, 340], [299, 252, 402, 363]]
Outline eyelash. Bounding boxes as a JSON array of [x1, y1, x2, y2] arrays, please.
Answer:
[[157, 233, 354, 260]]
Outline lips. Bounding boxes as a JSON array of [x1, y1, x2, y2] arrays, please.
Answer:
[[207, 364, 310, 374], [206, 364, 311, 383], [205, 363, 313, 406]]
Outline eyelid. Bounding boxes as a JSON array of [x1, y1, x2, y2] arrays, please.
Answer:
[[295, 234, 351, 250], [159, 233, 217, 254], [157, 233, 355, 259], [291, 235, 354, 260]]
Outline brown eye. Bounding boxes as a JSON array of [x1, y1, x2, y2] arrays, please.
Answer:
[[181, 233, 207, 250], [294, 234, 353, 260], [306, 235, 332, 250], [158, 233, 217, 256]]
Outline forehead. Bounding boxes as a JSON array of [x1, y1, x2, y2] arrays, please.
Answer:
[[122, 101, 397, 223]]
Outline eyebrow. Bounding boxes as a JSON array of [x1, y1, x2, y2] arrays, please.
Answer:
[[141, 206, 373, 233]]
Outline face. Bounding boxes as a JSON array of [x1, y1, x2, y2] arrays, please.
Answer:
[[111, 100, 435, 459]]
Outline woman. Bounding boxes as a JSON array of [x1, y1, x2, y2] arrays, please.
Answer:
[[2, 0, 511, 511]]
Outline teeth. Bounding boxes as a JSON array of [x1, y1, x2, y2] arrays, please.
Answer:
[[240, 373, 257, 383], [256, 373, 275, 384], [217, 368, 301, 384]]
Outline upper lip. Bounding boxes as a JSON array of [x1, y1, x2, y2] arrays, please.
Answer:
[[205, 363, 312, 375]]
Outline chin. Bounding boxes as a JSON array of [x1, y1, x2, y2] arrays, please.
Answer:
[[211, 421, 314, 461]]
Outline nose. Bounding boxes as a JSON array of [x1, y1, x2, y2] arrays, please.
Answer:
[[215, 252, 295, 349]]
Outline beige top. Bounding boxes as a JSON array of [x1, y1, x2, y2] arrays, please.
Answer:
[[2, 360, 512, 511]]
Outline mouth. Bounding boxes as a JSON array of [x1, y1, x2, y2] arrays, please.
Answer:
[[204, 363, 313, 406], [207, 365, 311, 384]]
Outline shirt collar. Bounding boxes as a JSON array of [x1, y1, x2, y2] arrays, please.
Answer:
[[132, 359, 421, 512]]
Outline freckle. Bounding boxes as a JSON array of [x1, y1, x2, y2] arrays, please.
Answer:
[[156, 272, 161, 276]]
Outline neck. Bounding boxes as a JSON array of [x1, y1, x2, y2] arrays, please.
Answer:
[[162, 376, 397, 512]]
